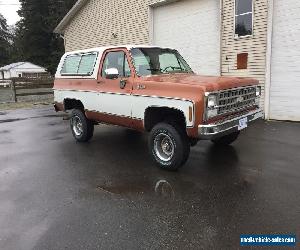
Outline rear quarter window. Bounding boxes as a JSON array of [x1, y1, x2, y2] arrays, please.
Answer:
[[61, 53, 98, 76]]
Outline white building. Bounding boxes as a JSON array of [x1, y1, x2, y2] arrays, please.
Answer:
[[0, 62, 47, 80]]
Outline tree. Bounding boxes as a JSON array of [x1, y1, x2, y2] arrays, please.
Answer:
[[13, 0, 77, 74], [47, 0, 78, 74], [0, 14, 11, 67]]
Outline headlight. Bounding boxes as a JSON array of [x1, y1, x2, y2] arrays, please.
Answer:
[[207, 95, 217, 108], [205, 94, 218, 119], [256, 86, 261, 96]]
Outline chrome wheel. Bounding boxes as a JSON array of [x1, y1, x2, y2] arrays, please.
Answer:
[[72, 115, 83, 136], [154, 133, 175, 162]]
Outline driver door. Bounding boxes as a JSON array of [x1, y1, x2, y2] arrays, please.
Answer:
[[96, 48, 134, 125]]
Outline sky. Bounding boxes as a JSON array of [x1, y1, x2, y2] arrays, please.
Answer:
[[0, 0, 21, 25]]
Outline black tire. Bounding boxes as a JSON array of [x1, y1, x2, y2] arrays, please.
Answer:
[[211, 131, 240, 146], [148, 122, 190, 171], [70, 109, 94, 142]]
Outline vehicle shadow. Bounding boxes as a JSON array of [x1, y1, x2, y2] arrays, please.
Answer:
[[205, 144, 239, 171], [56, 124, 257, 201]]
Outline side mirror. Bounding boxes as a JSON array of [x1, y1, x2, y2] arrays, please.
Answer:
[[105, 68, 119, 79]]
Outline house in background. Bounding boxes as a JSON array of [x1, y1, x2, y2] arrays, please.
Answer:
[[54, 0, 300, 121], [0, 62, 48, 80]]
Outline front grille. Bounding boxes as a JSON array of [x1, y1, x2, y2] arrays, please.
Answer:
[[217, 86, 256, 115]]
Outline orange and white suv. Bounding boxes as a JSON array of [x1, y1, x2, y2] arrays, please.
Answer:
[[54, 45, 263, 170]]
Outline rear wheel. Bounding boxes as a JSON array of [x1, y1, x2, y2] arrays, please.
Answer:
[[211, 131, 240, 146], [149, 122, 190, 171], [70, 109, 94, 142]]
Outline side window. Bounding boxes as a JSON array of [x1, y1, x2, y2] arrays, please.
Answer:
[[61, 53, 97, 75], [61, 55, 81, 75], [101, 51, 131, 78], [131, 49, 151, 76], [77, 53, 97, 75], [235, 0, 253, 37]]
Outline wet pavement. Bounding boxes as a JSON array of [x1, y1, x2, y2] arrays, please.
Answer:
[[0, 107, 299, 250]]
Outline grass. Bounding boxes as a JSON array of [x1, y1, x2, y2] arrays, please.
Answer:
[[0, 99, 53, 111]]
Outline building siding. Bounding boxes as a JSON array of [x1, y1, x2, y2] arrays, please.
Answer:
[[268, 0, 300, 121], [64, 0, 169, 51], [221, 0, 268, 107]]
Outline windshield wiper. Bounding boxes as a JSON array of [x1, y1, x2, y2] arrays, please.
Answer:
[[147, 68, 162, 72]]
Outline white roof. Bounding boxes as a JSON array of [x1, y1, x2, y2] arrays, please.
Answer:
[[0, 62, 47, 72], [64, 45, 173, 56], [0, 62, 26, 71]]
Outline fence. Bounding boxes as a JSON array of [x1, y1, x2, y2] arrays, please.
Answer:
[[0, 77, 54, 103]]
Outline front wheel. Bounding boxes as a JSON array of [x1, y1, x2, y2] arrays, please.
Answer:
[[148, 122, 190, 171], [211, 131, 240, 146], [70, 109, 94, 142]]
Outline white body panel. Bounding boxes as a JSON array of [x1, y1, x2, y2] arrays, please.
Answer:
[[54, 89, 194, 127], [269, 0, 300, 121], [152, 0, 220, 75]]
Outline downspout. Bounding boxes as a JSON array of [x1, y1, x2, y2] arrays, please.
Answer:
[[264, 0, 274, 120], [219, 0, 223, 76], [60, 34, 66, 52]]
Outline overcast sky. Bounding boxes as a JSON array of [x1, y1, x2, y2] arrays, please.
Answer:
[[0, 0, 21, 25]]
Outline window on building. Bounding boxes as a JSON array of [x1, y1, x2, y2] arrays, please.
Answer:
[[101, 51, 131, 78], [61, 53, 97, 75], [235, 0, 253, 37]]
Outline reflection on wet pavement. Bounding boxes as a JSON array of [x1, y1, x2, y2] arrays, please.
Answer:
[[0, 107, 299, 249]]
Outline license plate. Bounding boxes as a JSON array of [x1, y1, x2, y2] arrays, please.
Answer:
[[238, 117, 248, 130]]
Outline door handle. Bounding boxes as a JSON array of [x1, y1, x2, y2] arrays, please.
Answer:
[[97, 80, 104, 84], [120, 79, 127, 89]]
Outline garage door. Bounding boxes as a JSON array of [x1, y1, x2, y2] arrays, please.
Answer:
[[269, 0, 300, 121], [152, 0, 220, 75]]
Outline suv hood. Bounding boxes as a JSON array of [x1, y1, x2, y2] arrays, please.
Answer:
[[142, 73, 259, 92]]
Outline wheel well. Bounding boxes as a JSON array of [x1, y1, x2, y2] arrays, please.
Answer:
[[64, 99, 84, 111], [144, 107, 186, 132]]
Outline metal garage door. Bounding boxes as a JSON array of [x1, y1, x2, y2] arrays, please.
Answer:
[[269, 0, 300, 121], [152, 0, 220, 75]]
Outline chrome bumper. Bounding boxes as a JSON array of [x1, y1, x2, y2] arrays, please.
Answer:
[[198, 109, 263, 139]]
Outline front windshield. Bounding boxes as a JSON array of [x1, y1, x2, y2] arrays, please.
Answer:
[[130, 48, 193, 76]]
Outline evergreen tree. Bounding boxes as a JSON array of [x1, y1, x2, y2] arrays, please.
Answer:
[[0, 14, 11, 67], [13, 0, 77, 74]]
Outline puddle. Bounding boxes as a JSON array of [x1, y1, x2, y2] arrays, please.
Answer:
[[50, 137, 64, 141], [0, 118, 27, 124], [96, 182, 147, 195], [48, 121, 61, 126], [0, 140, 14, 145], [96, 179, 176, 200], [29, 114, 64, 119], [0, 130, 10, 134], [0, 114, 65, 124]]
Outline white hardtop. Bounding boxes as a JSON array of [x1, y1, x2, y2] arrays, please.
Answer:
[[63, 45, 174, 56], [56, 45, 175, 79]]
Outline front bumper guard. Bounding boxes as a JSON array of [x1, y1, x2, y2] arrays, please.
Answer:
[[198, 109, 263, 139]]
